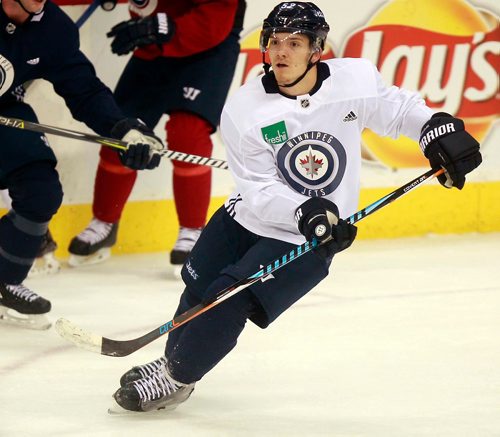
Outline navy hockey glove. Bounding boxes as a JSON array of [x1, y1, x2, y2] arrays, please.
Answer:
[[419, 112, 481, 190], [111, 118, 165, 170], [107, 13, 175, 56], [295, 198, 357, 259]]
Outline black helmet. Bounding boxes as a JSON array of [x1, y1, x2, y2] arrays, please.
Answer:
[[260, 2, 330, 53]]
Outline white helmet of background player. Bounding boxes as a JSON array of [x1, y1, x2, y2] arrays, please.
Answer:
[[259, 2, 330, 86]]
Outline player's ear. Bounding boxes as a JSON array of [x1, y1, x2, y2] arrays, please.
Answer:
[[311, 48, 322, 63]]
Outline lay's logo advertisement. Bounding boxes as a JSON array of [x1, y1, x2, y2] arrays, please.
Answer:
[[342, 0, 499, 168], [235, 0, 499, 169]]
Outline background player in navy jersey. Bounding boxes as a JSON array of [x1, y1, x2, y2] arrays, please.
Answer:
[[68, 0, 247, 275], [109, 2, 481, 413], [0, 0, 165, 329]]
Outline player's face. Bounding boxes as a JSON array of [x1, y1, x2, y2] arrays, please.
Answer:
[[267, 32, 314, 84], [19, 0, 46, 14]]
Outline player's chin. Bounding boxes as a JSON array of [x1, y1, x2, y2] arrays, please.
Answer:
[[273, 70, 293, 84]]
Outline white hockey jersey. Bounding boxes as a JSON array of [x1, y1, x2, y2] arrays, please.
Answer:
[[220, 58, 433, 244]]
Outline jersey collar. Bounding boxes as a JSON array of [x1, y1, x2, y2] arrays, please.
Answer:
[[261, 62, 331, 99]]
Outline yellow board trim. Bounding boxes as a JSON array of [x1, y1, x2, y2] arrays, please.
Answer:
[[2, 181, 498, 258]]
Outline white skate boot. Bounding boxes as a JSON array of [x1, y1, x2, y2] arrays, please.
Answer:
[[110, 364, 195, 413], [0, 282, 51, 330], [170, 226, 202, 278], [28, 230, 60, 277], [119, 355, 168, 387], [68, 218, 118, 267]]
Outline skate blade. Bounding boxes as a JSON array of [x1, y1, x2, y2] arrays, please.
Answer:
[[68, 248, 111, 267], [108, 399, 179, 415], [28, 253, 61, 278], [0, 307, 51, 330]]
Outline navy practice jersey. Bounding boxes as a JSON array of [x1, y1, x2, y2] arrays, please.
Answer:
[[0, 0, 123, 136], [221, 58, 434, 245]]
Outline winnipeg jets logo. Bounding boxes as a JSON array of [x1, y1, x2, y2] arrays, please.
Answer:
[[277, 131, 347, 197], [0, 55, 14, 97], [299, 147, 324, 177]]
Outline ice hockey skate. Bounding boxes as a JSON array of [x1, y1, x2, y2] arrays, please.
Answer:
[[68, 218, 118, 267], [119, 355, 168, 387], [110, 364, 195, 414], [170, 226, 202, 278], [28, 230, 60, 277], [0, 283, 51, 330]]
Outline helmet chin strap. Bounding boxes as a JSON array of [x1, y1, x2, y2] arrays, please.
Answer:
[[279, 54, 317, 88], [15, 0, 44, 17]]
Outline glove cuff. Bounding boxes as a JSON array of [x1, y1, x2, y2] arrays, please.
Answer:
[[111, 118, 147, 140], [295, 197, 339, 234]]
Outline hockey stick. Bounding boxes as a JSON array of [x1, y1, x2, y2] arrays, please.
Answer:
[[0, 116, 228, 170], [75, 0, 100, 28], [55, 167, 444, 357]]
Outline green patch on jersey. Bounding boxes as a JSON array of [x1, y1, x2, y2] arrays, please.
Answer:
[[261, 120, 288, 145]]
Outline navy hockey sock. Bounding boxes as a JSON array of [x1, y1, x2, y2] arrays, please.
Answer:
[[0, 212, 47, 284]]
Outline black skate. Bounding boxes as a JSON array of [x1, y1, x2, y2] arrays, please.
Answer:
[[170, 227, 202, 278], [110, 364, 195, 413], [120, 355, 168, 387], [0, 283, 51, 330], [68, 218, 118, 267], [28, 229, 60, 277]]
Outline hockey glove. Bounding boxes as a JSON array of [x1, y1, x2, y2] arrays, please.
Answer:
[[295, 198, 357, 260], [111, 118, 165, 170], [107, 13, 175, 56], [419, 112, 481, 190]]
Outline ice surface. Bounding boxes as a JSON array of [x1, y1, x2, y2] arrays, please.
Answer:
[[1, 233, 499, 436]]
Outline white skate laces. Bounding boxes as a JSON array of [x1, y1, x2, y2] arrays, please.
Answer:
[[76, 218, 114, 244], [68, 218, 118, 267], [132, 366, 184, 402], [6, 284, 40, 302], [0, 283, 51, 330], [136, 356, 168, 379], [120, 356, 169, 386], [111, 364, 195, 413], [172, 227, 202, 252]]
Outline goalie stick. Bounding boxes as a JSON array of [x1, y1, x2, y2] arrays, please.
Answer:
[[0, 116, 228, 170], [55, 167, 444, 357]]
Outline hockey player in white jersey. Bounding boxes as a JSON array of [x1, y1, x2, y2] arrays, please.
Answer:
[[111, 2, 481, 412]]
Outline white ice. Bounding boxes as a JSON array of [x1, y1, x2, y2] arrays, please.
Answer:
[[1, 233, 499, 437]]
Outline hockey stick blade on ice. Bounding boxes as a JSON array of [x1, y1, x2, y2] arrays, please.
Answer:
[[0, 116, 228, 170], [55, 167, 443, 357]]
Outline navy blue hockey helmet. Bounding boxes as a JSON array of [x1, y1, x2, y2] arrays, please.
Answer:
[[260, 2, 330, 53]]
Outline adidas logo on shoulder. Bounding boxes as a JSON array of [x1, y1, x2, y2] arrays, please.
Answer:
[[343, 111, 357, 122], [26, 58, 40, 65]]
